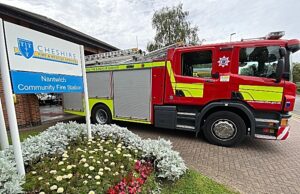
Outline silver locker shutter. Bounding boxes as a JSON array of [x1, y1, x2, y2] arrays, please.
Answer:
[[63, 93, 83, 111], [113, 69, 151, 120], [87, 72, 111, 98]]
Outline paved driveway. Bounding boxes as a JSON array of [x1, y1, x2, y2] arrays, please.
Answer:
[[116, 117, 300, 194], [294, 95, 300, 115]]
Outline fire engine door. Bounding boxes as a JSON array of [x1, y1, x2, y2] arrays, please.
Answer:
[[165, 47, 226, 105]]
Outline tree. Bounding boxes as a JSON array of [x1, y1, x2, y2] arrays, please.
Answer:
[[293, 62, 300, 83], [147, 4, 199, 52]]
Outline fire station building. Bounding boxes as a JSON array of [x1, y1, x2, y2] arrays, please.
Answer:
[[0, 3, 117, 128]]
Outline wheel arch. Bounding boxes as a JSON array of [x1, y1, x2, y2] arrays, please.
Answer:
[[196, 101, 255, 137], [90, 99, 114, 116]]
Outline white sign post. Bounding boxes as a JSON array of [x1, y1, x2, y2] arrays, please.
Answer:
[[0, 19, 92, 175], [0, 19, 25, 175], [80, 46, 92, 139], [0, 97, 9, 150]]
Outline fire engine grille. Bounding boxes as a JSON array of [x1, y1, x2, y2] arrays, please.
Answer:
[[113, 69, 151, 121]]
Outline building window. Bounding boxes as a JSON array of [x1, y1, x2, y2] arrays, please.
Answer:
[[181, 50, 212, 78]]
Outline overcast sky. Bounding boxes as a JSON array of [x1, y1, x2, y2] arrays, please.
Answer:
[[1, 0, 300, 61]]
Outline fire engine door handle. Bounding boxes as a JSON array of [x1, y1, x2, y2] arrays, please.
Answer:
[[205, 79, 213, 83]]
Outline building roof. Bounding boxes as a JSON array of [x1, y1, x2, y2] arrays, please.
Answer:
[[0, 3, 118, 52]]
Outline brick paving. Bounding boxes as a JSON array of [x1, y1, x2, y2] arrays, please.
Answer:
[[117, 117, 300, 194]]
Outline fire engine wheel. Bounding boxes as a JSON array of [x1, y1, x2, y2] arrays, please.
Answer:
[[203, 111, 246, 147], [91, 104, 112, 125]]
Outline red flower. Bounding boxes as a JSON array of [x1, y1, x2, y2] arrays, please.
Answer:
[[107, 160, 154, 194]]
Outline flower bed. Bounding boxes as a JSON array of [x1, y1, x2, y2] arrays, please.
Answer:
[[0, 122, 187, 193]]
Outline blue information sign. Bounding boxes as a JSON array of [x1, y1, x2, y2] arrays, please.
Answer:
[[10, 71, 83, 94]]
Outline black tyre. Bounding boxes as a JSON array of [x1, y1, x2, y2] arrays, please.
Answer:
[[203, 111, 246, 147], [91, 104, 112, 124]]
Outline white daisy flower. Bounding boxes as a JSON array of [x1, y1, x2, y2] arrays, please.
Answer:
[[57, 187, 64, 193], [62, 153, 68, 158], [50, 185, 57, 190], [56, 176, 63, 182], [67, 165, 73, 170], [80, 158, 87, 163], [89, 166, 95, 171], [98, 171, 104, 176]]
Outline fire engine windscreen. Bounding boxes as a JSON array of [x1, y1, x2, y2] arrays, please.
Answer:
[[238, 46, 281, 79]]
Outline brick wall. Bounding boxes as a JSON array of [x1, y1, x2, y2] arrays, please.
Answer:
[[0, 77, 41, 129]]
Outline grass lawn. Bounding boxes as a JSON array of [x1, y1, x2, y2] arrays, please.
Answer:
[[161, 170, 236, 194], [8, 127, 46, 143], [12, 126, 237, 194]]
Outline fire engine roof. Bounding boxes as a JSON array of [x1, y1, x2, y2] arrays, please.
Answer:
[[181, 39, 291, 50], [0, 3, 118, 53]]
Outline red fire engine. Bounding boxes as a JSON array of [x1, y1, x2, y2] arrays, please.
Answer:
[[63, 31, 300, 146]]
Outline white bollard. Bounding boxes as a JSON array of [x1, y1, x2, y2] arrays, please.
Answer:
[[0, 19, 25, 175]]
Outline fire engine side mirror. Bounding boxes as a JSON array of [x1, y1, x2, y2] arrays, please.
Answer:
[[275, 58, 284, 83]]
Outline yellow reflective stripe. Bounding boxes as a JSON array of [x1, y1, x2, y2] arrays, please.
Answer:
[[166, 61, 176, 83], [64, 110, 85, 116], [175, 83, 204, 97], [239, 85, 283, 102], [86, 61, 165, 72], [239, 85, 283, 93], [113, 117, 151, 124]]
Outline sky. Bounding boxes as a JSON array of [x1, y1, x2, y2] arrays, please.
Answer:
[[1, 0, 300, 61]]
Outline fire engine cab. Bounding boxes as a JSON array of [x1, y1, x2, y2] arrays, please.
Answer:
[[63, 31, 300, 146]]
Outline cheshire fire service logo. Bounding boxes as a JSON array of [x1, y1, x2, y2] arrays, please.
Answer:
[[218, 56, 230, 67], [18, 38, 34, 59], [14, 38, 79, 65]]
